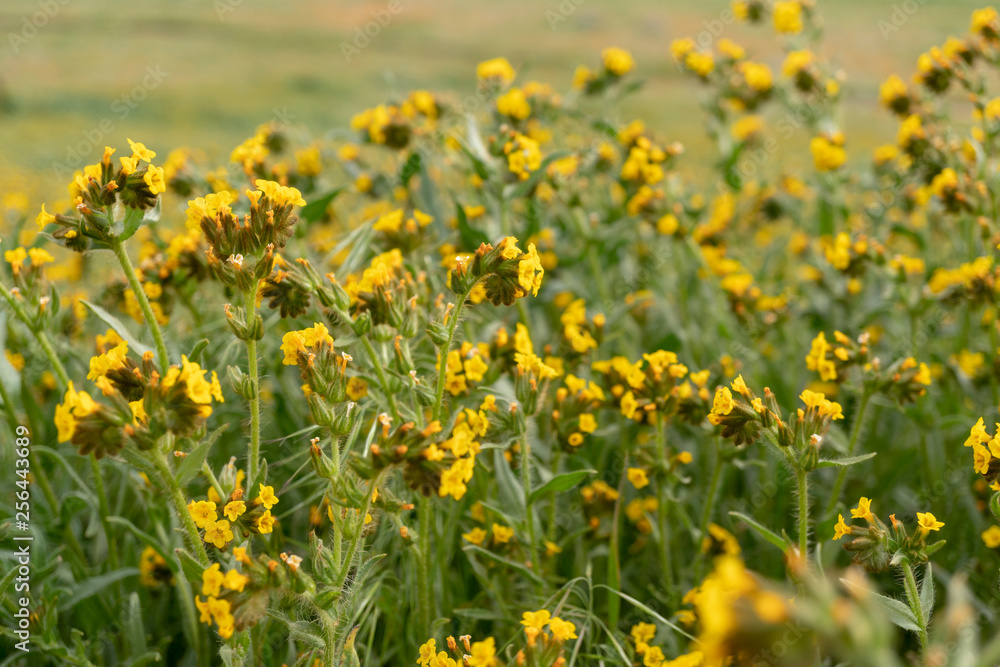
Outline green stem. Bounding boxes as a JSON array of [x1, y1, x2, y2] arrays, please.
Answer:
[[0, 280, 70, 386], [901, 560, 929, 654], [655, 417, 674, 593], [431, 288, 472, 422], [360, 336, 399, 421], [796, 468, 810, 562], [242, 288, 263, 487], [111, 237, 169, 372], [152, 449, 211, 566], [519, 427, 541, 583], [417, 495, 434, 630], [332, 478, 379, 591], [824, 390, 871, 519], [201, 461, 227, 503], [700, 437, 723, 537]]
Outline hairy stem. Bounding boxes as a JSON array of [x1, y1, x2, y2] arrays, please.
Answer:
[[111, 236, 170, 372], [901, 560, 929, 654], [431, 288, 472, 422], [242, 288, 263, 487], [519, 427, 541, 584], [153, 449, 210, 566], [417, 495, 434, 631], [655, 417, 674, 593], [796, 468, 810, 562]]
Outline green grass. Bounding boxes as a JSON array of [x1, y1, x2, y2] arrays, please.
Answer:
[[0, 0, 986, 198]]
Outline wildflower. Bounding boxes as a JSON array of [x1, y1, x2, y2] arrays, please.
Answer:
[[467, 637, 496, 666], [417, 639, 437, 666], [628, 468, 650, 489], [224, 500, 246, 521], [477, 57, 516, 84], [983, 526, 1000, 549], [188, 500, 218, 528], [549, 616, 578, 641], [602, 47, 635, 76], [36, 204, 56, 229], [520, 609, 551, 630], [916, 512, 944, 536], [833, 514, 853, 540], [773, 0, 803, 33], [492, 523, 514, 544], [203, 520, 234, 549], [462, 527, 487, 546], [256, 510, 275, 534], [811, 135, 847, 171], [201, 564, 224, 597], [223, 569, 249, 592], [851, 497, 874, 522], [256, 483, 279, 509]]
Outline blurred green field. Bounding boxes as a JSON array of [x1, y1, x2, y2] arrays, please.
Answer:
[[0, 0, 986, 199]]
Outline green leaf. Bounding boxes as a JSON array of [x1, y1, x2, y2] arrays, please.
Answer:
[[492, 448, 525, 523], [462, 545, 543, 585], [729, 511, 789, 551], [840, 577, 921, 632], [187, 338, 210, 365], [80, 300, 153, 357], [400, 152, 422, 186], [919, 563, 935, 619], [119, 199, 160, 241], [593, 585, 698, 641], [455, 201, 490, 250], [299, 188, 344, 224], [528, 469, 595, 505], [175, 423, 228, 486], [815, 452, 877, 468], [124, 592, 148, 655], [175, 548, 206, 583], [57, 568, 141, 610]]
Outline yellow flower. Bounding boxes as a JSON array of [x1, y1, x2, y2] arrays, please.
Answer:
[[520, 609, 551, 630], [128, 138, 156, 162], [833, 514, 853, 540], [256, 483, 279, 510], [549, 616, 578, 641], [773, 0, 803, 34], [4, 247, 27, 274], [256, 510, 275, 534], [203, 520, 234, 549], [811, 136, 847, 171], [621, 391, 639, 419], [628, 468, 650, 489], [496, 87, 531, 120], [254, 179, 306, 207], [631, 622, 656, 645], [476, 57, 516, 84], [602, 47, 635, 76], [916, 512, 944, 535], [517, 243, 544, 296], [36, 204, 56, 230], [711, 387, 735, 415], [982, 525, 1000, 549], [28, 248, 55, 267], [188, 500, 218, 528], [579, 413, 597, 433], [347, 377, 368, 401], [973, 442, 992, 475], [201, 563, 224, 597], [643, 645, 665, 667], [492, 523, 514, 544], [462, 527, 487, 546], [467, 637, 496, 667], [850, 497, 874, 522], [144, 164, 166, 195], [224, 500, 246, 521], [223, 568, 249, 592], [417, 638, 437, 666]]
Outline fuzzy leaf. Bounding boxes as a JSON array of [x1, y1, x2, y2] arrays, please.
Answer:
[[729, 511, 789, 551], [80, 299, 154, 357], [528, 469, 596, 505], [815, 452, 878, 468], [840, 577, 922, 632]]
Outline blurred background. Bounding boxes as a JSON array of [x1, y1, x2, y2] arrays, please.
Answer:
[[0, 0, 985, 204]]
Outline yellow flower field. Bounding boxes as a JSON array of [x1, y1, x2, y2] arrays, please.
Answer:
[[3, 1, 1000, 666]]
